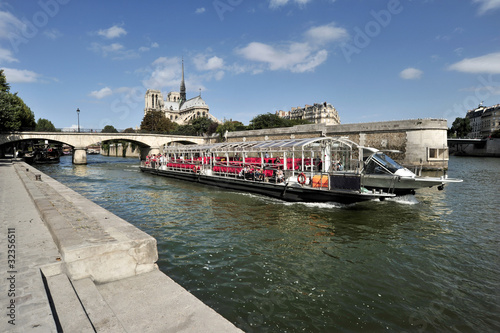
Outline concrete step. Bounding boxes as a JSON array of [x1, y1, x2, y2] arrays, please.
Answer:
[[45, 273, 94, 333], [72, 278, 126, 332]]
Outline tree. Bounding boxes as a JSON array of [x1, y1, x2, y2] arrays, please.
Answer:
[[450, 117, 471, 138], [0, 70, 36, 132], [174, 124, 196, 136], [35, 118, 57, 132], [249, 113, 291, 130], [102, 125, 118, 133], [123, 127, 136, 133], [215, 120, 245, 141], [140, 110, 177, 133], [190, 117, 217, 136], [0, 69, 10, 93]]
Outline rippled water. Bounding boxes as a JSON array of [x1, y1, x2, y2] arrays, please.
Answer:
[[36, 155, 500, 332]]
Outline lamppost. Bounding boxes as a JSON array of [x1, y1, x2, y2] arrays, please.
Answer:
[[76, 108, 80, 133]]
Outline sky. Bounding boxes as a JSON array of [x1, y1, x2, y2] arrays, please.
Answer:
[[1, 0, 499, 131]]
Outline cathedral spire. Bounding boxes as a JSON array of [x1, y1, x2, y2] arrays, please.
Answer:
[[180, 58, 186, 103]]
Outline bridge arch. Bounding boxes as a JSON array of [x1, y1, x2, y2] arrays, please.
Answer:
[[0, 132, 206, 164]]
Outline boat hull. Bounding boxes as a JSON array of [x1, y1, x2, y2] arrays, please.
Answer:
[[362, 175, 462, 195], [140, 167, 390, 204]]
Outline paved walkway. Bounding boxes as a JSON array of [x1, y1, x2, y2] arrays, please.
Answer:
[[0, 159, 60, 332], [0, 159, 242, 332]]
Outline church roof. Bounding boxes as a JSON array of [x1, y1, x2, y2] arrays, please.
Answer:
[[180, 96, 208, 110], [162, 96, 208, 112]]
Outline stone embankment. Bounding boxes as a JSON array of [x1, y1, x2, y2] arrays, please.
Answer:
[[0, 159, 242, 332]]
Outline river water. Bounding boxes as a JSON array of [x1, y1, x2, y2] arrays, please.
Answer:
[[36, 155, 499, 332]]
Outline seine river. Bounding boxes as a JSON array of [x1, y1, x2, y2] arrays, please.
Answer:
[[36, 155, 499, 332]]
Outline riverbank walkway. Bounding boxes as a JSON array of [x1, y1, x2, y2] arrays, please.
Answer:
[[0, 159, 242, 332]]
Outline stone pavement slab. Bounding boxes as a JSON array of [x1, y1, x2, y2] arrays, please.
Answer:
[[0, 159, 60, 332]]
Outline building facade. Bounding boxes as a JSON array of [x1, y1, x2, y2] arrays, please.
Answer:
[[276, 102, 341, 125], [144, 62, 219, 125], [466, 103, 500, 138]]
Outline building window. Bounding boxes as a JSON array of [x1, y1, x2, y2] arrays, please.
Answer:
[[427, 148, 448, 161]]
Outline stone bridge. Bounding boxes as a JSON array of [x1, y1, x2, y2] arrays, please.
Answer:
[[0, 132, 205, 164]]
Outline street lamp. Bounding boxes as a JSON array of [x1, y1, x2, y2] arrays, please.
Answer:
[[76, 108, 80, 133]]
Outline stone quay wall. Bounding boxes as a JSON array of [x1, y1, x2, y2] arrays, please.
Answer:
[[225, 119, 449, 170]]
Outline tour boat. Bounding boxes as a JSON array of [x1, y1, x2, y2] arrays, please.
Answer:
[[140, 137, 396, 204], [140, 137, 462, 202]]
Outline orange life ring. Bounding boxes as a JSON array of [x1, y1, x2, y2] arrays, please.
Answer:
[[297, 173, 306, 185], [192, 166, 198, 173]]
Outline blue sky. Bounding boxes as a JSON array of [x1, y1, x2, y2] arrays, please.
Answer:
[[1, 0, 499, 130]]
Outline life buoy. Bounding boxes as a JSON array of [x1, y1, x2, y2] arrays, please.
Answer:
[[297, 173, 306, 185], [192, 166, 198, 173]]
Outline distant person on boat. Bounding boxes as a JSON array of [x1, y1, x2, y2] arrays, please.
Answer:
[[253, 168, 264, 181], [276, 169, 284, 183], [238, 166, 245, 178], [338, 162, 343, 171]]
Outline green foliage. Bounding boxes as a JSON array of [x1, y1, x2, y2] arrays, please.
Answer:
[[173, 124, 196, 136], [450, 117, 472, 138], [140, 110, 177, 133], [35, 118, 57, 132], [0, 70, 36, 131], [249, 113, 288, 130], [102, 125, 118, 133], [190, 117, 217, 135], [215, 120, 245, 141], [248, 112, 310, 130], [123, 127, 135, 133], [0, 69, 10, 93]]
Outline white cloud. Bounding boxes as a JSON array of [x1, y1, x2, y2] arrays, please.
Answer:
[[195, 7, 206, 14], [97, 25, 127, 39], [0, 10, 24, 39], [269, 0, 289, 8], [305, 23, 349, 45], [193, 54, 225, 71], [473, 0, 500, 14], [43, 28, 63, 40], [236, 41, 327, 73], [235, 21, 345, 73], [399, 68, 423, 80], [89, 87, 113, 99], [0, 47, 18, 63], [269, 0, 312, 9], [448, 52, 500, 74], [2, 68, 39, 83], [89, 42, 139, 59], [143, 57, 181, 89]]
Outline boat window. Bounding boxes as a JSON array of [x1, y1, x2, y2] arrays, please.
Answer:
[[371, 153, 404, 173], [364, 159, 388, 174]]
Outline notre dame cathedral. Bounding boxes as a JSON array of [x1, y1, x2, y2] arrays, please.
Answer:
[[144, 61, 219, 125]]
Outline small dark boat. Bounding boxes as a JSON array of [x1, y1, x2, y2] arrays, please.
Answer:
[[23, 145, 60, 164]]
